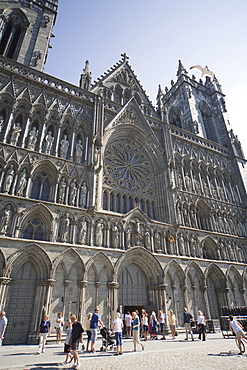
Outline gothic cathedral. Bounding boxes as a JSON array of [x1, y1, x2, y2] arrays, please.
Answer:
[[0, 0, 246, 344]]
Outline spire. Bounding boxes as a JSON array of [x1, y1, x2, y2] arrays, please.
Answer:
[[156, 84, 164, 99], [156, 85, 167, 122], [79, 60, 92, 90], [176, 60, 188, 77]]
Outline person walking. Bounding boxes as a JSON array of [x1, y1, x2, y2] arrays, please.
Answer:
[[141, 310, 149, 341], [70, 314, 84, 369], [183, 307, 194, 341], [90, 308, 103, 353], [158, 310, 166, 340], [37, 314, 51, 354], [132, 311, 144, 351], [228, 315, 247, 354], [85, 313, 92, 351], [112, 312, 123, 355], [124, 311, 132, 338], [197, 311, 206, 341], [168, 310, 177, 340], [63, 320, 73, 364], [56, 312, 64, 344], [0, 311, 8, 346]]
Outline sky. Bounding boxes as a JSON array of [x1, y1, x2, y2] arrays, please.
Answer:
[[45, 0, 247, 157]]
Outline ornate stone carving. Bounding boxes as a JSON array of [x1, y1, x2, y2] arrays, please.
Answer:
[[59, 213, 70, 242], [58, 177, 66, 204], [60, 135, 69, 159], [44, 131, 54, 154], [78, 217, 87, 245], [16, 168, 27, 196], [10, 122, 21, 145], [27, 127, 38, 150], [3, 165, 15, 193], [0, 204, 12, 235], [75, 139, 83, 162]]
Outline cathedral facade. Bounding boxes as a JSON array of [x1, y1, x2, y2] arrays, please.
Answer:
[[0, 0, 247, 344]]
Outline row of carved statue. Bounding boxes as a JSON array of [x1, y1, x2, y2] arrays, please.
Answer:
[[0, 204, 245, 263]]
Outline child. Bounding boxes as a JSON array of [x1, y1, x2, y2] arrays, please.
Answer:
[[63, 320, 73, 364], [56, 312, 64, 344]]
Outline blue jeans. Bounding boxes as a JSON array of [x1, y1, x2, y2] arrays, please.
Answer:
[[115, 332, 122, 346]]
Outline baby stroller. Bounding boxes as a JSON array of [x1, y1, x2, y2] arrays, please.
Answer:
[[100, 327, 115, 351]]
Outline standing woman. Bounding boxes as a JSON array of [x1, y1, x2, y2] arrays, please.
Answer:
[[86, 313, 92, 352], [158, 310, 166, 340], [150, 311, 158, 340], [37, 314, 51, 354], [168, 310, 177, 340], [112, 312, 124, 355], [197, 311, 206, 341], [132, 311, 144, 351], [141, 311, 149, 341]]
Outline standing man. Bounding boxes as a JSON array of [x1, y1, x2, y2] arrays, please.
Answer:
[[70, 314, 84, 369], [183, 307, 194, 341], [0, 311, 8, 346], [90, 308, 103, 353]]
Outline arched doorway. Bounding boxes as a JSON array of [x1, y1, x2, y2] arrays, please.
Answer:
[[5, 261, 37, 344], [118, 263, 148, 313], [206, 265, 227, 319]]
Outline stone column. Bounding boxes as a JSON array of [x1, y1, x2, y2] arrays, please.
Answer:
[[241, 288, 247, 305], [21, 114, 31, 148], [202, 285, 210, 319], [107, 282, 119, 326], [45, 279, 56, 316], [63, 280, 69, 316], [183, 284, 189, 308], [55, 126, 62, 157], [95, 281, 100, 308], [3, 110, 14, 143], [192, 285, 198, 318], [70, 131, 75, 161], [0, 277, 11, 310], [77, 280, 87, 324], [39, 119, 47, 152]]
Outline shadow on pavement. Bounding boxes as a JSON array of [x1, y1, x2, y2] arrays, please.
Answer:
[[208, 351, 246, 357]]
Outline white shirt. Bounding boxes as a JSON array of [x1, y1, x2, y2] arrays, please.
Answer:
[[197, 314, 206, 325], [65, 327, 72, 345], [56, 316, 64, 328], [113, 318, 123, 333], [159, 313, 166, 323], [0, 316, 8, 337], [230, 319, 242, 333], [125, 314, 132, 326], [142, 316, 148, 326]]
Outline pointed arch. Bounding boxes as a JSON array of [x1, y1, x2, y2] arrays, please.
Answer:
[[51, 248, 85, 281], [85, 251, 113, 282], [164, 259, 185, 283], [201, 236, 219, 260], [4, 243, 51, 280], [0, 248, 6, 276]]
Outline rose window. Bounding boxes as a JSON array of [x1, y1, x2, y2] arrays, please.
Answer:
[[104, 139, 153, 193]]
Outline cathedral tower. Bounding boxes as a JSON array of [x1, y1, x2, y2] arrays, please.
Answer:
[[0, 0, 58, 71]]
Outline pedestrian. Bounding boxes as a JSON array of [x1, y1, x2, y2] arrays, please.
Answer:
[[37, 314, 51, 354], [158, 309, 166, 340], [150, 311, 158, 340], [197, 311, 206, 341], [0, 311, 8, 346], [140, 308, 145, 338], [132, 311, 144, 351], [86, 313, 92, 351], [70, 314, 84, 369], [112, 312, 123, 355], [56, 312, 64, 344], [183, 307, 194, 341], [63, 320, 73, 364], [90, 307, 103, 352], [124, 311, 132, 338], [228, 315, 247, 354], [141, 310, 149, 341], [168, 310, 177, 340]]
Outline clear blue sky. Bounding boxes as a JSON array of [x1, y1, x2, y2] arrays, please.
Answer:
[[46, 0, 247, 156]]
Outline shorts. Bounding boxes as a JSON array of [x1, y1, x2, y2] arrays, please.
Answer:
[[91, 328, 97, 342], [126, 325, 131, 331], [115, 332, 122, 346], [71, 339, 80, 351], [143, 325, 149, 332], [64, 343, 71, 353], [86, 330, 92, 342], [56, 327, 62, 334], [236, 330, 245, 339], [170, 325, 175, 332]]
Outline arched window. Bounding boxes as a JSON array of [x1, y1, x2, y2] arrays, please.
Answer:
[[103, 190, 107, 210], [31, 171, 51, 201], [23, 218, 44, 241], [116, 193, 120, 213], [110, 192, 114, 211], [0, 9, 29, 60], [122, 195, 126, 214]]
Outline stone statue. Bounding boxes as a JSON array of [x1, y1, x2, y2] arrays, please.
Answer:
[[60, 134, 70, 158], [178, 234, 185, 255], [0, 116, 4, 132], [60, 213, 70, 242], [154, 231, 161, 252], [69, 179, 77, 206], [0, 204, 12, 234], [144, 228, 151, 250], [44, 131, 54, 154], [193, 120, 199, 134], [78, 217, 87, 245], [112, 222, 119, 248], [184, 172, 192, 192], [3, 165, 15, 193], [189, 235, 197, 257], [10, 122, 21, 146], [93, 145, 100, 166], [80, 181, 87, 208], [27, 127, 38, 150], [126, 225, 131, 249], [58, 177, 66, 204], [75, 139, 83, 162], [135, 219, 143, 246], [16, 168, 27, 196], [95, 220, 104, 247]]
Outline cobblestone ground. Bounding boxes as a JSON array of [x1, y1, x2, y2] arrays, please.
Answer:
[[0, 333, 246, 370]]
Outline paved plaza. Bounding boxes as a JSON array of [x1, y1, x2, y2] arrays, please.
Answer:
[[0, 333, 246, 370]]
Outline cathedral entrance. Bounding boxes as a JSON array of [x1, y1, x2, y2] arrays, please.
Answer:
[[118, 263, 148, 312], [5, 261, 37, 344]]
